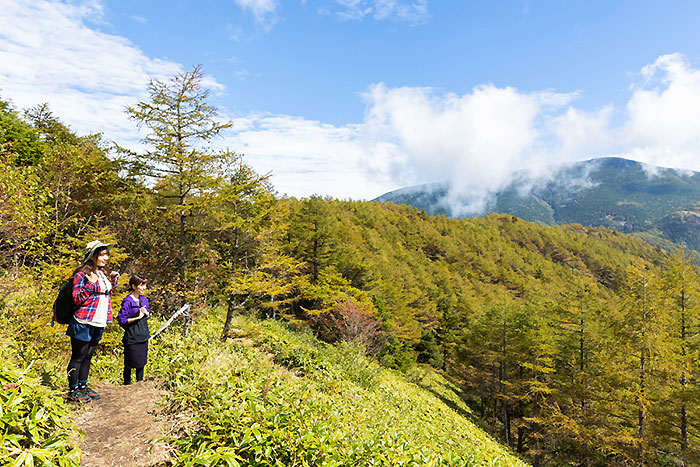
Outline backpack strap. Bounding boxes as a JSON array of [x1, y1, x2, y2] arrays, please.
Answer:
[[93, 271, 114, 295]]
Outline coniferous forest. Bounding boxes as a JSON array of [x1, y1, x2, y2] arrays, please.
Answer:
[[2, 68, 700, 466]]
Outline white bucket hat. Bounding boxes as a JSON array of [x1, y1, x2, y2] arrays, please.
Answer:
[[83, 240, 113, 263]]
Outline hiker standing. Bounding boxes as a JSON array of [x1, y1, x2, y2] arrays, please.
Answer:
[[66, 240, 119, 403], [118, 274, 150, 385]]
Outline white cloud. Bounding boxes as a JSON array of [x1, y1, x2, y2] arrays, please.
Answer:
[[0, 0, 384, 200], [234, 0, 278, 28], [324, 0, 429, 24], [233, 69, 251, 80], [545, 105, 615, 161], [533, 53, 700, 176], [222, 114, 392, 199], [373, 0, 429, 23], [620, 53, 700, 170], [0, 0, 188, 144], [351, 53, 700, 212], [359, 83, 557, 213], [227, 24, 244, 41], [368, 53, 700, 213]]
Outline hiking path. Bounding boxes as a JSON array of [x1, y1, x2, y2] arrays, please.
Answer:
[[71, 381, 170, 467]]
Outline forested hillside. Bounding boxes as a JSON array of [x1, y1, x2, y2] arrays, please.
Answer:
[[2, 69, 700, 466], [280, 197, 700, 466]]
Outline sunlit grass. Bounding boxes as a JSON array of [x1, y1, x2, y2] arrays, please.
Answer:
[[146, 310, 528, 466]]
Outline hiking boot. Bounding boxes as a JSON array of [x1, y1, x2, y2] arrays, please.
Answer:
[[67, 388, 91, 403], [81, 386, 102, 400]]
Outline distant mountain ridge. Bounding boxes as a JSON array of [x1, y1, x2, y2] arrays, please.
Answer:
[[374, 157, 700, 251]]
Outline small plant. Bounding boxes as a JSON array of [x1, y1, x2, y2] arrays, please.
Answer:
[[0, 364, 81, 467]]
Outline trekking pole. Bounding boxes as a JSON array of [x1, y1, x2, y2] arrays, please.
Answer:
[[150, 304, 191, 341]]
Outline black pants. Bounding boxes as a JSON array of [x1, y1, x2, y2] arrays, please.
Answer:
[[67, 337, 99, 387], [123, 367, 144, 385]]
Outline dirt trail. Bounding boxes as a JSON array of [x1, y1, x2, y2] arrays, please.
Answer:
[[71, 381, 170, 466]]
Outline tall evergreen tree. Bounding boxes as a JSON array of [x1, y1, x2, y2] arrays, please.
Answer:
[[207, 157, 280, 339], [661, 249, 700, 466], [288, 196, 336, 285], [612, 265, 671, 465], [125, 65, 232, 283]]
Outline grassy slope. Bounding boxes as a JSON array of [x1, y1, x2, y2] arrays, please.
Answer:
[[1, 308, 527, 466], [145, 311, 529, 466], [2, 202, 672, 466]]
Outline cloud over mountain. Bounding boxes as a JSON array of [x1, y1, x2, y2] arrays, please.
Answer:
[[358, 53, 700, 212]]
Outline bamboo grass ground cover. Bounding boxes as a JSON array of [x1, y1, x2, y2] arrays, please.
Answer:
[[0, 336, 81, 467], [149, 311, 529, 466], [0, 308, 527, 466]]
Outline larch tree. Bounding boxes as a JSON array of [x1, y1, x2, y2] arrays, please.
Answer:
[[207, 156, 282, 340], [288, 196, 336, 286], [614, 264, 671, 465], [546, 281, 612, 465], [125, 65, 232, 283], [662, 248, 700, 466]]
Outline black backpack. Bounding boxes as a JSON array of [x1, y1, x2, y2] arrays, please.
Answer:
[[53, 279, 75, 325]]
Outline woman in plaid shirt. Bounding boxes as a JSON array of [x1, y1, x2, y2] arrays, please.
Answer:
[[66, 240, 120, 403]]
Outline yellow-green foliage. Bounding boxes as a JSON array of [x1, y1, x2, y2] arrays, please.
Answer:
[[149, 311, 528, 466], [0, 337, 80, 467], [282, 199, 667, 343]]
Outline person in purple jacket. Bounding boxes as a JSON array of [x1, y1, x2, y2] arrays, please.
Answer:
[[118, 274, 150, 385]]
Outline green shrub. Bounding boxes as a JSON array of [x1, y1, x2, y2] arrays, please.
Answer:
[[0, 365, 80, 467]]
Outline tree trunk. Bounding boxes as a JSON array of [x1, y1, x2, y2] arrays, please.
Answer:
[[579, 316, 585, 373], [504, 403, 511, 447], [638, 357, 645, 464], [220, 227, 241, 340], [637, 277, 647, 465], [680, 288, 688, 466], [501, 310, 510, 446], [221, 295, 236, 342], [179, 204, 187, 283], [680, 401, 688, 467], [312, 220, 319, 284], [517, 426, 524, 453]]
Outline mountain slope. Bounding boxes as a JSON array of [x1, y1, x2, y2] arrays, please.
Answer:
[[375, 157, 700, 250], [149, 314, 531, 466], [0, 310, 529, 467]]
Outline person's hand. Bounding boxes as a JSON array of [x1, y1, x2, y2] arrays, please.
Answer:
[[139, 307, 149, 317], [137, 310, 145, 320], [110, 271, 120, 280]]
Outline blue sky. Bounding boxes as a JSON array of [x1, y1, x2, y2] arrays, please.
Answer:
[[100, 1, 700, 121], [2, 1, 700, 203]]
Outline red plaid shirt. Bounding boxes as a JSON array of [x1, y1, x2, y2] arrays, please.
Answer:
[[72, 271, 119, 323]]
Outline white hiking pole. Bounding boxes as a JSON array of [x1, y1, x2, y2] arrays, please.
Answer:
[[150, 304, 191, 341]]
